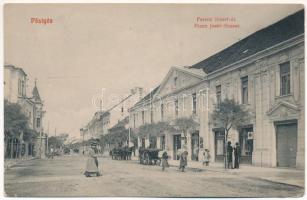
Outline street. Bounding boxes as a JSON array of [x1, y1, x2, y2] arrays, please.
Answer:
[[4, 155, 304, 197]]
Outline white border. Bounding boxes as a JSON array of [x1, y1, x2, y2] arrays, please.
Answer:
[[0, 1, 306, 200]]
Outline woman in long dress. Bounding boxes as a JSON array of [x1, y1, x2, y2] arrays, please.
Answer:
[[161, 151, 169, 171], [84, 143, 100, 177], [179, 151, 188, 172]]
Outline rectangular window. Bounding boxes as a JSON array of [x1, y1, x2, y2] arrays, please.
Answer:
[[142, 111, 145, 125], [133, 114, 136, 128], [241, 76, 248, 104], [36, 118, 41, 128], [160, 135, 165, 150], [175, 99, 179, 118], [280, 62, 290, 96], [150, 106, 153, 123], [161, 103, 164, 121], [149, 136, 157, 148], [18, 79, 21, 95], [192, 93, 197, 115], [216, 85, 221, 108], [21, 80, 25, 96]]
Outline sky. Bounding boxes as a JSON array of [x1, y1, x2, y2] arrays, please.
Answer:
[[4, 3, 303, 139]]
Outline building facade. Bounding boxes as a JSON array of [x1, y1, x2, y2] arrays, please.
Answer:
[[129, 66, 208, 160], [80, 87, 144, 143], [4, 64, 47, 158], [129, 10, 304, 168], [80, 111, 110, 141]]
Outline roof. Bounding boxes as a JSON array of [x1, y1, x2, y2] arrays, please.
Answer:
[[32, 80, 42, 102], [131, 66, 206, 110], [173, 66, 206, 78], [108, 116, 129, 131], [192, 10, 304, 73], [133, 85, 160, 108], [4, 64, 27, 76]]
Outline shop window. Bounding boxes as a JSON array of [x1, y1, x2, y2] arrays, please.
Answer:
[[239, 127, 254, 157]]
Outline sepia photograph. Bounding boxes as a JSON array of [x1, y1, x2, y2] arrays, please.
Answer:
[[2, 2, 305, 198]]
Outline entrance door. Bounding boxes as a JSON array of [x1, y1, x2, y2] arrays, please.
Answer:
[[276, 121, 298, 168], [173, 134, 181, 160], [191, 132, 199, 161], [214, 130, 225, 162]]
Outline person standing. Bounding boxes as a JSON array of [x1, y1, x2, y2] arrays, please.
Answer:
[[203, 149, 211, 166], [84, 142, 101, 177], [234, 142, 241, 169], [161, 151, 169, 171], [50, 146, 54, 159], [179, 151, 188, 172], [227, 141, 233, 169]]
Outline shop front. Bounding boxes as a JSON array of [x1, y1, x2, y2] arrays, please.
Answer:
[[239, 126, 254, 164]]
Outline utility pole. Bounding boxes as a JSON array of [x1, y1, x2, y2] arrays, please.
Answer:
[[39, 129, 42, 159], [46, 122, 49, 154]]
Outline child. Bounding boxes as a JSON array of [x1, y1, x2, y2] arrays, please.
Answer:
[[161, 151, 169, 171], [203, 149, 211, 166]]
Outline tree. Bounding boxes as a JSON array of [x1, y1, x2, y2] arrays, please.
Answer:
[[48, 134, 69, 149], [23, 128, 39, 142], [4, 100, 28, 139], [4, 100, 30, 158], [174, 117, 199, 147], [211, 98, 250, 169]]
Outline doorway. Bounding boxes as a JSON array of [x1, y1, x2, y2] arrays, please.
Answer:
[[276, 121, 298, 168], [214, 130, 225, 162], [191, 132, 199, 161], [173, 134, 181, 160]]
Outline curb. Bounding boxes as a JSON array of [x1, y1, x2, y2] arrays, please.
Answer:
[[247, 176, 305, 189]]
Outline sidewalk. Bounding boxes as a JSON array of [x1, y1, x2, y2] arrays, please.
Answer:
[[167, 159, 305, 188], [4, 157, 37, 169]]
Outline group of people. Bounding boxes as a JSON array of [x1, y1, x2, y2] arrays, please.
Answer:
[[160, 150, 188, 172], [83, 141, 241, 177], [160, 148, 211, 172], [227, 142, 241, 169]]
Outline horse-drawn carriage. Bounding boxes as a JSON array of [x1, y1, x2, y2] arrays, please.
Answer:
[[110, 147, 133, 160], [138, 147, 162, 165]]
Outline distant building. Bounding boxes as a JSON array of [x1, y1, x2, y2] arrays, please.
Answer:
[[80, 87, 144, 142], [4, 64, 47, 158], [80, 111, 110, 141]]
